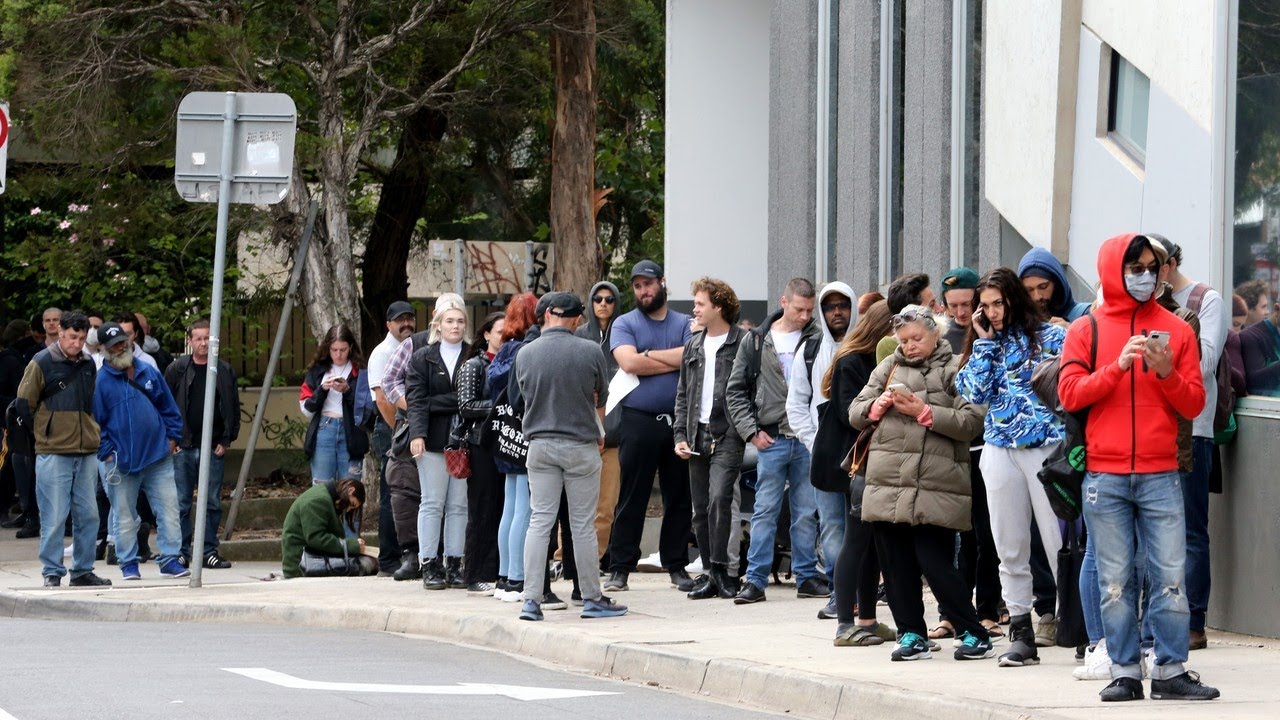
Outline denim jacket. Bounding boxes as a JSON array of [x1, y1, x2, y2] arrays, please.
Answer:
[[955, 322, 1066, 449]]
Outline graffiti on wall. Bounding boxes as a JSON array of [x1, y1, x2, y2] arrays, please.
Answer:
[[410, 240, 554, 296]]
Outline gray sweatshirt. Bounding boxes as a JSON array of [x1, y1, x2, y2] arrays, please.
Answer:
[[514, 326, 610, 443]]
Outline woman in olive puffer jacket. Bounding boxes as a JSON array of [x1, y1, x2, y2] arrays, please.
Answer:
[[849, 305, 990, 662]]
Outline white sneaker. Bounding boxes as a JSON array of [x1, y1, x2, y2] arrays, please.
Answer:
[[499, 588, 524, 603], [685, 557, 705, 574], [1141, 646, 1155, 679], [1073, 639, 1112, 681]]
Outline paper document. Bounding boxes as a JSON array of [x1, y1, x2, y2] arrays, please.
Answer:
[[606, 371, 640, 415]]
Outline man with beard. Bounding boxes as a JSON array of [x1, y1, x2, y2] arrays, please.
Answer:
[[366, 301, 417, 576], [94, 322, 188, 580], [604, 260, 696, 593], [786, 281, 855, 617], [1018, 248, 1091, 328]]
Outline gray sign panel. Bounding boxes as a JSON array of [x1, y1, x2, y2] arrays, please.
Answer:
[[174, 92, 296, 205]]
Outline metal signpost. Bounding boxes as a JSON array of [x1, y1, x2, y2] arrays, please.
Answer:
[[1, 102, 10, 195], [174, 91, 296, 587]]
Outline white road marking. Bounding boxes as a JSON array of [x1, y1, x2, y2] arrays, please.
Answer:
[[222, 668, 619, 701], [0, 706, 19, 720]]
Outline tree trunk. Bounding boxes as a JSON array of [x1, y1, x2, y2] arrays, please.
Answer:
[[549, 0, 601, 299]]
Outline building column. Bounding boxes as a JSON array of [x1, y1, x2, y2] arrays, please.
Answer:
[[834, 0, 883, 296], [902, 0, 954, 286]]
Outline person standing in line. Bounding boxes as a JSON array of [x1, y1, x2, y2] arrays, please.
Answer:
[[514, 293, 628, 621], [674, 278, 746, 600], [299, 326, 372, 484], [164, 319, 240, 570], [1019, 248, 1092, 328], [456, 311, 506, 595], [16, 311, 111, 588], [366, 301, 417, 576], [1, 321, 40, 538], [604, 261, 696, 594], [574, 280, 623, 570], [40, 308, 62, 349]]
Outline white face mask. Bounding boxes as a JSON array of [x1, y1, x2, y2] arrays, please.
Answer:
[[1125, 271, 1157, 303]]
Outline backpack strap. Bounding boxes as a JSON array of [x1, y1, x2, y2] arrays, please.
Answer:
[[1088, 312, 1098, 370], [1186, 283, 1210, 314], [803, 335, 821, 385]]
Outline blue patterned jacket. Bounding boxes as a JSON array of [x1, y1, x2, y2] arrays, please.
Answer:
[[955, 322, 1066, 449]]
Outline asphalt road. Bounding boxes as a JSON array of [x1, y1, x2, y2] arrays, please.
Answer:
[[0, 618, 782, 720]]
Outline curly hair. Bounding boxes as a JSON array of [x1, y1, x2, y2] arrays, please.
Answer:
[[500, 293, 538, 342], [1236, 280, 1270, 311], [690, 276, 741, 324]]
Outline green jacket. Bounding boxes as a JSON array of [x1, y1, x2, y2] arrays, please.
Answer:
[[281, 481, 360, 579]]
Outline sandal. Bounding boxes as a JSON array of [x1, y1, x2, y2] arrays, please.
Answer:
[[981, 619, 1005, 639], [928, 622, 955, 640], [834, 626, 886, 647]]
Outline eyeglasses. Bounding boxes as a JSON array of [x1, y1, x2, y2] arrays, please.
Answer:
[[592, 295, 616, 305], [892, 308, 935, 329], [821, 301, 852, 313]]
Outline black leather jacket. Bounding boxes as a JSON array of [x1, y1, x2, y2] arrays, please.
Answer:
[[455, 352, 493, 446], [674, 325, 745, 448]]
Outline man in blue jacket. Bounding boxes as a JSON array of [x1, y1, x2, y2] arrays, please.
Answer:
[[1019, 248, 1092, 328], [94, 322, 188, 580]]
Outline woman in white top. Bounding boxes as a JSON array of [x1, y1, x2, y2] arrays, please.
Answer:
[[299, 325, 372, 484]]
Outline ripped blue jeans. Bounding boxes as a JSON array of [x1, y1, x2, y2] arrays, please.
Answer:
[[1081, 471, 1188, 681]]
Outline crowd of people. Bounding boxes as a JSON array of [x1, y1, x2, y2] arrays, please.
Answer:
[[5, 231, 1280, 704]]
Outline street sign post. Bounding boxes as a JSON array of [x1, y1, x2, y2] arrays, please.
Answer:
[[1, 102, 10, 195], [174, 91, 296, 588]]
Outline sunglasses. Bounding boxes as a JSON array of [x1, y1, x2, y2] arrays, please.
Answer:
[[892, 308, 935, 329], [592, 295, 616, 305], [821, 301, 852, 313]]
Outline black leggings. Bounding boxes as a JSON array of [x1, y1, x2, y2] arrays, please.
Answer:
[[873, 521, 988, 641], [834, 510, 881, 623]]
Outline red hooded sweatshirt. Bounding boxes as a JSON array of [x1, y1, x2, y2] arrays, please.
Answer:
[[1058, 234, 1205, 474]]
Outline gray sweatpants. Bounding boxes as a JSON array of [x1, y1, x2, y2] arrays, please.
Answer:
[[523, 438, 604, 603], [980, 444, 1062, 617]]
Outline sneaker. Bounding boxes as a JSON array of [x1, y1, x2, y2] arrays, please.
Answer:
[[549, 560, 564, 581], [1100, 676, 1144, 702], [1141, 646, 1155, 680], [817, 596, 839, 620], [796, 577, 832, 598], [581, 596, 628, 619], [891, 632, 931, 661], [1073, 639, 1113, 681], [603, 571, 629, 592], [68, 572, 112, 587], [542, 592, 568, 611], [518, 599, 543, 622], [203, 551, 233, 569], [159, 559, 190, 578], [500, 581, 524, 602], [570, 588, 584, 606], [16, 523, 40, 539], [954, 632, 995, 660], [733, 582, 766, 605], [1150, 671, 1220, 701], [43, 575, 61, 588], [1034, 612, 1057, 647], [876, 583, 888, 606], [466, 582, 495, 596], [121, 562, 141, 581], [105, 543, 118, 565]]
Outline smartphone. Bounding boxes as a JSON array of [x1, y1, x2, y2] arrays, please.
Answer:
[[685, 450, 702, 456], [1146, 331, 1169, 351], [887, 383, 908, 395], [973, 308, 991, 331]]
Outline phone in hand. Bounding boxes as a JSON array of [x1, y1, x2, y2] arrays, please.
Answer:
[[972, 308, 991, 331], [887, 383, 908, 396], [1146, 331, 1170, 352]]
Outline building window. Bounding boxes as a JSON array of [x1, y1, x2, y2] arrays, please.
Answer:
[[1107, 50, 1150, 162]]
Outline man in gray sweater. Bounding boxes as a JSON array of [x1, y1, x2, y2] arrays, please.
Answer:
[[514, 292, 628, 620]]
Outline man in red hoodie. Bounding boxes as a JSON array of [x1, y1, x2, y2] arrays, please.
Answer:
[[1058, 234, 1218, 703]]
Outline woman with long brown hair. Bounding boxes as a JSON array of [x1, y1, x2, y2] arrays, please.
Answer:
[[281, 477, 376, 577], [299, 325, 371, 485]]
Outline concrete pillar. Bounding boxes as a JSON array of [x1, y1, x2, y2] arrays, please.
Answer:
[[834, 0, 883, 296]]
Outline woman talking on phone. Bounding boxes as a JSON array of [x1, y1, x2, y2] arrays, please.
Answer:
[[955, 267, 1066, 668], [300, 325, 372, 484]]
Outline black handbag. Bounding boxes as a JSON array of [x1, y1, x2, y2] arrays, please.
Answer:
[[300, 546, 359, 577], [848, 472, 868, 521], [1055, 519, 1089, 648]]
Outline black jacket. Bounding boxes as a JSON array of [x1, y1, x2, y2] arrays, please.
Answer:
[[300, 363, 370, 461], [407, 341, 469, 453], [810, 351, 877, 492], [455, 352, 494, 446], [163, 355, 241, 449], [674, 326, 744, 447]]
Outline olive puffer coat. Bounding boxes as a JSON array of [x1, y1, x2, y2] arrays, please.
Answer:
[[848, 340, 985, 531]]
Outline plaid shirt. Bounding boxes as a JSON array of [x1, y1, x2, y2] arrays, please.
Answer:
[[381, 337, 414, 406]]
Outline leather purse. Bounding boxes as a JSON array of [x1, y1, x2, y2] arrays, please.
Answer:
[[839, 364, 897, 478]]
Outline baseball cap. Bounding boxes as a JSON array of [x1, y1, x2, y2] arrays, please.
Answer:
[[630, 259, 663, 280], [941, 267, 979, 298], [546, 293, 585, 318], [98, 322, 129, 351], [385, 301, 414, 322]]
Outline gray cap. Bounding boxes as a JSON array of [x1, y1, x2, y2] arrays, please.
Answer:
[[630, 259, 663, 280]]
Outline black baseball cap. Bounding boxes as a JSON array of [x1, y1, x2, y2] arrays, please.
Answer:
[[630, 259, 663, 280], [385, 301, 415, 322], [546, 293, 584, 318], [98, 322, 129, 351]]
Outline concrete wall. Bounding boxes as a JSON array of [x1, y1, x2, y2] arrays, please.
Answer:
[[832, 0, 882, 295], [664, 0, 773, 304]]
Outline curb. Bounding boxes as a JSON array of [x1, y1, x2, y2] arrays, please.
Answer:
[[0, 588, 1058, 720]]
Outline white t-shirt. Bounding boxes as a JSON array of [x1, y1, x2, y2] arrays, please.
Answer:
[[321, 362, 352, 416], [771, 328, 802, 386], [440, 340, 463, 381], [366, 332, 400, 401], [699, 332, 728, 424]]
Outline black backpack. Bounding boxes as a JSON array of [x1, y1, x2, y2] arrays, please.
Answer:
[[1030, 313, 1097, 521]]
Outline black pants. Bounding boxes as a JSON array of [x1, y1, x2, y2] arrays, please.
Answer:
[[956, 449, 1002, 622], [10, 453, 38, 526], [548, 492, 577, 593], [1029, 518, 1057, 616], [463, 442, 504, 584], [834, 507, 881, 623], [372, 420, 400, 572], [608, 408, 692, 572], [873, 521, 988, 641], [688, 425, 742, 567]]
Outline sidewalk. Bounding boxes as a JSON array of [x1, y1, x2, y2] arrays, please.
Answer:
[[1, 532, 1276, 720]]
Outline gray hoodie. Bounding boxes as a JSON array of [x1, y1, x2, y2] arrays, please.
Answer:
[[575, 280, 621, 377]]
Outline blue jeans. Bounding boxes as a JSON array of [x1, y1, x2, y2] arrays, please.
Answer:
[[498, 473, 530, 581], [415, 451, 467, 560], [1082, 528, 1152, 647], [1183, 438, 1213, 632], [814, 488, 846, 586], [745, 437, 820, 590], [311, 416, 361, 483], [35, 454, 99, 579], [104, 456, 183, 568], [1083, 471, 1188, 681], [173, 447, 224, 560]]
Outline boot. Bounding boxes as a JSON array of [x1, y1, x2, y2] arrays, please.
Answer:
[[445, 557, 466, 589], [686, 573, 718, 600], [422, 558, 447, 590], [998, 613, 1040, 667], [711, 564, 737, 599], [392, 550, 421, 581]]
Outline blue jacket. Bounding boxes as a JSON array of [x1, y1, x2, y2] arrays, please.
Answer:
[[94, 361, 184, 474], [956, 322, 1066, 449], [1018, 248, 1091, 321]]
